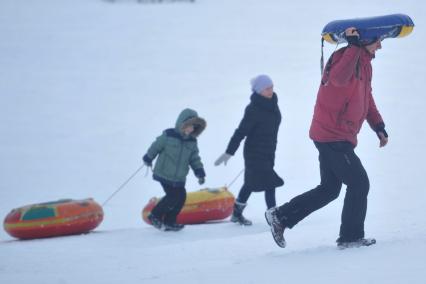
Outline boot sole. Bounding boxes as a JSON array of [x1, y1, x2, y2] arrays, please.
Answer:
[[163, 227, 184, 232], [230, 219, 253, 226], [230, 216, 252, 226], [337, 239, 376, 249], [271, 231, 286, 248], [264, 211, 272, 226]]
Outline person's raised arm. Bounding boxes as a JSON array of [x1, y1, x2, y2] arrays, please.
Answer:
[[329, 27, 362, 87]]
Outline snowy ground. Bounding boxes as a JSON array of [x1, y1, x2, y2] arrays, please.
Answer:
[[1, 0, 425, 283]]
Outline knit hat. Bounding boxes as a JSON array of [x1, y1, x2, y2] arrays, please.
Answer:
[[250, 74, 273, 94]]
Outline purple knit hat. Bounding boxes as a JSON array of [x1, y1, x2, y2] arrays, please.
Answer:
[[250, 74, 273, 94]]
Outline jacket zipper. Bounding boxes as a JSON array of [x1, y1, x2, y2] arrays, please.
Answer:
[[361, 64, 370, 123], [337, 101, 349, 127], [174, 139, 184, 180]]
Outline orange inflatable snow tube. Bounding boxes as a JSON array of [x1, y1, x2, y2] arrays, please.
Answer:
[[3, 198, 104, 239], [142, 187, 235, 224]]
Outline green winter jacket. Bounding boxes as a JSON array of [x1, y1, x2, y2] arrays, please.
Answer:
[[143, 108, 206, 187]]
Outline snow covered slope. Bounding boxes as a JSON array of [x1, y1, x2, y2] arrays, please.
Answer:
[[1, 0, 425, 283]]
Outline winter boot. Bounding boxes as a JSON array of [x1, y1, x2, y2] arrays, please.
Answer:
[[265, 207, 286, 248], [336, 237, 376, 249], [148, 213, 163, 230], [230, 201, 252, 226], [163, 223, 185, 232]]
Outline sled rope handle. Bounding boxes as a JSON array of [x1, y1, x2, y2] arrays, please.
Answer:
[[226, 168, 244, 189], [102, 164, 145, 207]]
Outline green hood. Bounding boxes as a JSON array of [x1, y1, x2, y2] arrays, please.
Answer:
[[175, 108, 206, 138], [175, 108, 198, 130]]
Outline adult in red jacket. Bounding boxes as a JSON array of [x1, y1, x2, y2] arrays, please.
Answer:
[[266, 28, 389, 249]]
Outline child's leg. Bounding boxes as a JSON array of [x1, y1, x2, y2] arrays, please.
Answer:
[[163, 187, 187, 225], [151, 183, 178, 220], [265, 188, 276, 209]]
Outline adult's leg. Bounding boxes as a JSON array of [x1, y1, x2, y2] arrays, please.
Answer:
[[276, 142, 343, 228], [236, 184, 252, 204], [265, 188, 276, 209], [279, 141, 369, 239], [231, 184, 253, 225], [333, 147, 369, 241]]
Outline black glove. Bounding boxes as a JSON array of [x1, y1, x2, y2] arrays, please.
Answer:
[[142, 154, 152, 167], [375, 123, 388, 139], [198, 177, 205, 185], [345, 35, 361, 47]]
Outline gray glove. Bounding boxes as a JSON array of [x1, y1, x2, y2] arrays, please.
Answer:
[[214, 153, 232, 166]]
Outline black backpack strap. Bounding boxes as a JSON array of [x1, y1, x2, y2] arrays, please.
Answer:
[[320, 38, 325, 76], [321, 45, 345, 85]]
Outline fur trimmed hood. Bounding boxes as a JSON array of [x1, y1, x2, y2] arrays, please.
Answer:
[[175, 108, 206, 138]]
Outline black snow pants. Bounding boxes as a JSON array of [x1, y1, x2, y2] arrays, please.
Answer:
[[276, 141, 370, 241], [151, 183, 187, 225]]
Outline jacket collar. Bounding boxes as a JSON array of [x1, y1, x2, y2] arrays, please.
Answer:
[[361, 47, 375, 62], [250, 92, 279, 111], [165, 128, 196, 141]]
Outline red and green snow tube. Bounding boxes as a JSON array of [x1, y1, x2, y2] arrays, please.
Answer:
[[3, 198, 104, 239]]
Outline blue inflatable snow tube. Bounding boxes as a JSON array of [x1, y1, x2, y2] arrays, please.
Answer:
[[322, 14, 414, 45]]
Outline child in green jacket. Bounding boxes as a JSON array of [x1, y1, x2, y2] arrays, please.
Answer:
[[143, 108, 206, 231]]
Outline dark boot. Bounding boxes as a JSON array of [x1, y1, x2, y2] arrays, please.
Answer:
[[148, 213, 163, 230], [231, 201, 252, 226]]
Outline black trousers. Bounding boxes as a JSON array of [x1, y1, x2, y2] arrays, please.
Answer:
[[151, 183, 187, 225], [277, 141, 370, 241], [237, 184, 276, 209]]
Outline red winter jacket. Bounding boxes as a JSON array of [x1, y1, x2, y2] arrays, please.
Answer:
[[309, 46, 384, 147]]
